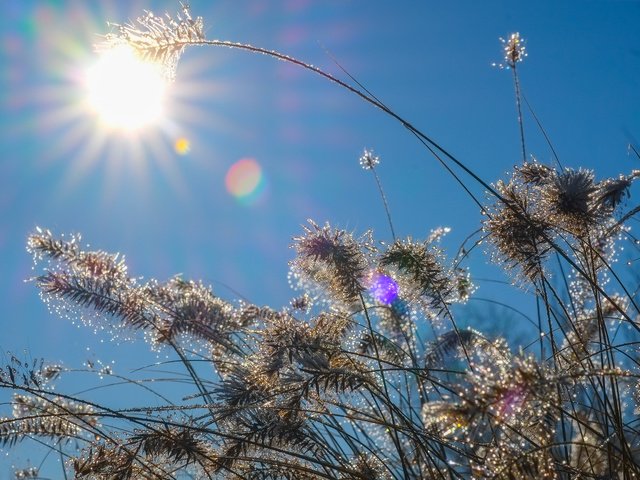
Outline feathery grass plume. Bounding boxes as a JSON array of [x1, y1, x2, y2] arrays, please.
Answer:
[[28, 229, 129, 285], [243, 463, 326, 479], [369, 294, 414, 345], [540, 167, 599, 236], [13, 467, 39, 479], [515, 160, 552, 185], [484, 175, 553, 283], [291, 220, 371, 306], [290, 293, 312, 313], [517, 164, 640, 235], [486, 163, 638, 286], [0, 393, 99, 449], [378, 237, 456, 314], [424, 328, 506, 369], [12, 393, 97, 429], [357, 329, 407, 366], [76, 427, 221, 479], [310, 310, 352, 345], [423, 353, 561, 475], [257, 311, 362, 395], [359, 149, 380, 170], [500, 32, 527, 69], [542, 168, 640, 243], [451, 267, 475, 303], [0, 416, 80, 448], [129, 425, 213, 469], [146, 276, 240, 346], [257, 312, 317, 377], [595, 169, 640, 211], [29, 230, 248, 359], [35, 270, 154, 333], [214, 364, 270, 411], [0, 355, 62, 389], [29, 229, 154, 335], [73, 443, 138, 479], [215, 408, 320, 474], [343, 454, 393, 480], [289, 349, 374, 397], [98, 3, 204, 81], [1, 391, 100, 448]]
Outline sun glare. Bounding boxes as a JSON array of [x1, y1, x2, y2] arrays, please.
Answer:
[[85, 46, 166, 130]]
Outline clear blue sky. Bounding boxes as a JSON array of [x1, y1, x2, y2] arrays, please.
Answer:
[[0, 0, 638, 475]]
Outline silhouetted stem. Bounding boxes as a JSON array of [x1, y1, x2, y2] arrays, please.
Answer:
[[512, 64, 527, 163], [370, 166, 396, 241]]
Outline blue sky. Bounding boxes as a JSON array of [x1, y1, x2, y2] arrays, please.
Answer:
[[0, 0, 639, 476]]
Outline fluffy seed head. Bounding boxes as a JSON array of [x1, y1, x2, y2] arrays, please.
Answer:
[[378, 238, 452, 311], [594, 172, 638, 212], [541, 168, 597, 235], [291, 220, 370, 305], [98, 4, 205, 81], [484, 181, 552, 282], [515, 161, 552, 185], [359, 149, 380, 170], [501, 32, 527, 68]]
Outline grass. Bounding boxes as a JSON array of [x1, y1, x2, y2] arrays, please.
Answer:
[[2, 5, 640, 479]]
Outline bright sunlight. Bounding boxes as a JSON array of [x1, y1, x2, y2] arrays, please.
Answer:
[[85, 45, 166, 130]]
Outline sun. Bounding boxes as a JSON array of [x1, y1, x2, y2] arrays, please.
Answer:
[[28, 2, 233, 202], [84, 45, 167, 130]]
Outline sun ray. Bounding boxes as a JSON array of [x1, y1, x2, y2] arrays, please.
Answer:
[[84, 45, 167, 130], [15, 2, 240, 209]]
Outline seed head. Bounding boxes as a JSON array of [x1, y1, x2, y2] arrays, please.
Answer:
[[493, 32, 527, 69], [594, 173, 638, 212], [359, 149, 380, 170], [484, 181, 552, 283], [378, 238, 452, 311], [291, 220, 370, 305], [98, 3, 205, 81], [515, 161, 552, 185], [502, 32, 526, 67], [541, 168, 598, 235]]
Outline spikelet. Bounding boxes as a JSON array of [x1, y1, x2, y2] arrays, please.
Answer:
[[13, 467, 39, 479], [291, 220, 371, 306], [359, 149, 380, 170], [484, 178, 552, 283], [97, 3, 205, 81], [378, 237, 460, 314], [146, 276, 238, 346], [493, 32, 527, 69], [1, 394, 97, 448], [539, 168, 599, 236], [129, 425, 211, 467]]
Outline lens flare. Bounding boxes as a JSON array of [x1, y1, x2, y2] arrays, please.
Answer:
[[84, 45, 166, 130], [225, 158, 265, 204], [174, 137, 191, 155], [368, 273, 399, 305]]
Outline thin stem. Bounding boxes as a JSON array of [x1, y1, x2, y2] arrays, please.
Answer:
[[522, 93, 563, 169], [358, 291, 413, 479], [511, 64, 527, 162], [370, 165, 396, 241]]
